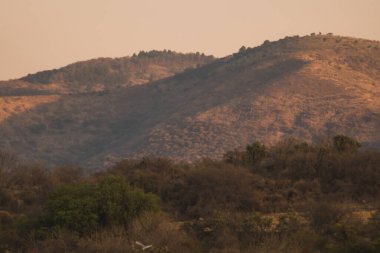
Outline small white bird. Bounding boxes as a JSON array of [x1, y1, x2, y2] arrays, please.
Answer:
[[135, 241, 153, 251]]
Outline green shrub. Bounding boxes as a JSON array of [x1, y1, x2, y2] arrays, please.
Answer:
[[43, 184, 98, 235], [41, 176, 159, 234], [96, 175, 159, 229]]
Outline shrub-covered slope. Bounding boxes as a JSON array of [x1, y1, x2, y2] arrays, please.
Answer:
[[0, 50, 214, 95]]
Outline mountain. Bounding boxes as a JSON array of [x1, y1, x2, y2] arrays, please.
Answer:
[[0, 34, 379, 167]]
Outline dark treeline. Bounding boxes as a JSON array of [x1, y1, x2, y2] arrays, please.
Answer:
[[1, 135, 380, 253]]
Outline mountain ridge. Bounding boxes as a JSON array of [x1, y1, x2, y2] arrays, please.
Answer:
[[0, 50, 215, 95], [0, 34, 379, 167]]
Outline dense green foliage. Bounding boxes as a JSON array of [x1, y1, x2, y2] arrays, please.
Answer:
[[1, 135, 380, 252], [96, 176, 158, 229], [43, 184, 99, 234], [40, 176, 158, 235]]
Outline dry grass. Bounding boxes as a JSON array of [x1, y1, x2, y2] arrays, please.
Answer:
[[0, 95, 58, 123]]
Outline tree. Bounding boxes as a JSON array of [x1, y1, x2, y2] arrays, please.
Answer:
[[96, 176, 159, 229], [239, 46, 247, 53], [42, 176, 158, 234], [263, 40, 270, 45], [44, 184, 98, 234], [244, 141, 266, 167], [332, 135, 361, 153]]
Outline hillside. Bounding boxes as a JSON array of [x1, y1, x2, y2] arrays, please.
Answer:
[[0, 50, 214, 95], [0, 34, 380, 167]]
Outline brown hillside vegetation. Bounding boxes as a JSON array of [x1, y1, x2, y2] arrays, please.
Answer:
[[0, 51, 214, 95], [0, 34, 380, 166]]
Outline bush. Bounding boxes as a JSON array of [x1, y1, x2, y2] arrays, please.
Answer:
[[333, 135, 361, 153], [43, 184, 99, 235], [96, 175, 159, 229], [223, 149, 245, 166], [170, 162, 261, 217], [308, 202, 346, 231], [183, 212, 238, 252], [41, 176, 159, 234], [110, 157, 183, 202], [239, 212, 273, 246]]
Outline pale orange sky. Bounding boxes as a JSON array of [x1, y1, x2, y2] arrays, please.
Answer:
[[1, 0, 379, 80]]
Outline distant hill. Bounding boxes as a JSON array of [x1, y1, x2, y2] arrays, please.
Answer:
[[0, 34, 379, 167], [0, 50, 215, 95]]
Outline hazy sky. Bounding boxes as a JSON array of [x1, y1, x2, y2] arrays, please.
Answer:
[[1, 0, 379, 80]]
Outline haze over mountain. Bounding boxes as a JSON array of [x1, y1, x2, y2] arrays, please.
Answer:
[[0, 34, 379, 167]]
